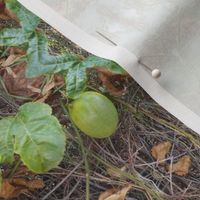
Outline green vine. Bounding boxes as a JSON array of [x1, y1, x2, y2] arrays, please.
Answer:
[[0, 0, 126, 99]]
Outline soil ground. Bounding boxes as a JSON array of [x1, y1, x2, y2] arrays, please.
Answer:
[[1, 19, 200, 200]]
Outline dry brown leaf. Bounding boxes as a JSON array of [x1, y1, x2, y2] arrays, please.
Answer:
[[0, 58, 5, 66], [0, 6, 19, 22], [151, 141, 172, 164], [107, 166, 126, 178], [11, 178, 44, 190], [0, 178, 44, 199], [9, 47, 26, 56], [0, 180, 16, 199], [98, 185, 132, 200], [36, 91, 51, 103], [167, 155, 191, 176], [98, 188, 117, 200], [1, 54, 22, 68], [0, 48, 64, 101], [1, 63, 45, 98], [0, 179, 28, 199], [0, 48, 45, 98], [41, 79, 55, 95], [96, 68, 127, 96]]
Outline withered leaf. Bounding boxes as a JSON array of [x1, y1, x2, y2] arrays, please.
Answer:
[[11, 178, 44, 190], [167, 155, 191, 176], [1, 48, 64, 102], [1, 63, 44, 98], [0, 180, 16, 199], [1, 54, 22, 68], [0, 178, 44, 199], [151, 141, 172, 163], [0, 179, 28, 199], [96, 68, 127, 96], [98, 185, 132, 200]]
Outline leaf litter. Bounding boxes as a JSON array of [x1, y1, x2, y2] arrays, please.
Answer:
[[0, 165, 44, 199], [0, 47, 64, 102], [98, 185, 132, 200]]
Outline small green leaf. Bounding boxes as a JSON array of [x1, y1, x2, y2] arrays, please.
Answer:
[[0, 28, 30, 47], [12, 103, 66, 173], [82, 56, 127, 75], [66, 63, 87, 99], [0, 117, 14, 164], [26, 32, 81, 77], [6, 0, 40, 31]]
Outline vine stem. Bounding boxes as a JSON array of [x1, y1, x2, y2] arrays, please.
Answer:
[[61, 102, 90, 200], [8, 159, 21, 178], [73, 124, 90, 200]]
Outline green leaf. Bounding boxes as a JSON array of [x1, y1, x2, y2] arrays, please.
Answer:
[[0, 118, 14, 164], [6, 0, 40, 31], [82, 56, 127, 75], [26, 32, 81, 77], [66, 63, 87, 99], [64, 56, 126, 99], [0, 28, 30, 47], [12, 103, 66, 173]]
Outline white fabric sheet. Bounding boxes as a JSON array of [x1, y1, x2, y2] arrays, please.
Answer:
[[18, 0, 200, 135]]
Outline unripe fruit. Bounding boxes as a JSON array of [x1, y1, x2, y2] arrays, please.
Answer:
[[69, 91, 118, 138]]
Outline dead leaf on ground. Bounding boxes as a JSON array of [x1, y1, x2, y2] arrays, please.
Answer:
[[167, 155, 191, 176], [0, 49, 64, 102], [98, 185, 132, 200], [1, 63, 45, 98], [11, 178, 44, 190], [0, 6, 19, 22], [9, 47, 26, 56], [151, 141, 172, 164], [0, 178, 44, 199], [96, 68, 127, 96], [107, 166, 126, 178], [0, 48, 26, 69]]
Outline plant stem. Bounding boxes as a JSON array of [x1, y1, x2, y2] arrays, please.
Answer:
[[73, 124, 90, 200], [8, 159, 21, 178], [61, 102, 90, 200]]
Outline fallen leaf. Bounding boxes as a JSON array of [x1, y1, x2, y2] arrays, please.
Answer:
[[0, 6, 19, 22], [1, 63, 45, 98], [1, 54, 22, 68], [98, 185, 132, 200], [0, 179, 28, 199], [9, 47, 26, 56], [151, 141, 172, 164], [1, 48, 64, 102], [1, 48, 26, 69], [0, 58, 5, 66], [107, 166, 126, 178], [11, 178, 44, 190], [0, 180, 14, 199], [96, 68, 127, 96], [0, 178, 44, 199], [36, 91, 51, 103], [98, 188, 117, 200], [167, 155, 191, 176]]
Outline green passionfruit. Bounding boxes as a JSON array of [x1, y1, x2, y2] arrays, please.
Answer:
[[68, 91, 119, 138]]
